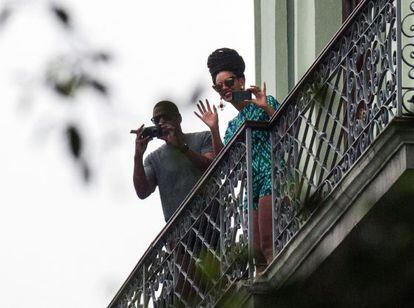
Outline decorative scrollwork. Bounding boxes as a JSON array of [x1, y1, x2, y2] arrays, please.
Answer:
[[401, 1, 414, 114], [271, 0, 404, 253], [110, 1, 414, 307], [110, 140, 252, 307]]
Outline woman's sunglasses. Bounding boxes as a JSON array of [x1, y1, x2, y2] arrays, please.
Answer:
[[212, 76, 236, 92]]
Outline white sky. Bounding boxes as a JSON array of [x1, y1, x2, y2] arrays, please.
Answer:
[[0, 1, 254, 307]]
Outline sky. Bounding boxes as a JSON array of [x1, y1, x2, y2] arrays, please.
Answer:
[[0, 1, 254, 307]]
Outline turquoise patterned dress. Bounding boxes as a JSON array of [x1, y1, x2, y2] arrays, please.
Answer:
[[224, 95, 280, 209]]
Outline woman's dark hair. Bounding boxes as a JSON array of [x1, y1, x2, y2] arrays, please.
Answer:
[[207, 48, 245, 83]]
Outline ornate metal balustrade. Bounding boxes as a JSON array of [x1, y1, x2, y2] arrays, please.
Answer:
[[108, 124, 266, 307], [109, 0, 414, 307], [270, 0, 414, 255]]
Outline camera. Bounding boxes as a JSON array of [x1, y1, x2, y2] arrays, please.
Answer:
[[142, 125, 162, 139], [129, 125, 163, 139], [232, 90, 252, 102]]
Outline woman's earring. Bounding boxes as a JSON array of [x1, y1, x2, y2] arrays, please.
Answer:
[[218, 98, 226, 110]]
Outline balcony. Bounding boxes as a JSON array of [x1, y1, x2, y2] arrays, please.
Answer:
[[108, 0, 414, 307]]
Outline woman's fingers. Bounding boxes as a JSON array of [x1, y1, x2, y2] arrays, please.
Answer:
[[197, 99, 218, 116], [206, 99, 212, 113], [194, 111, 202, 120], [199, 100, 207, 113], [248, 83, 266, 98], [197, 102, 204, 114]]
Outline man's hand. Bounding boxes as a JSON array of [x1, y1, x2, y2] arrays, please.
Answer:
[[133, 124, 156, 199], [159, 122, 185, 148], [194, 99, 219, 131], [134, 124, 150, 158]]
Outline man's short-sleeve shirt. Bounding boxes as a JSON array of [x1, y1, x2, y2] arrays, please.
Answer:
[[143, 131, 212, 222]]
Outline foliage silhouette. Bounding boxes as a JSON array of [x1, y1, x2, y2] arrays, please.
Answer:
[[1, 1, 113, 183]]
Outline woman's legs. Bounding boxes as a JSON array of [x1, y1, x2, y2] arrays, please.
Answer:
[[252, 195, 273, 274], [258, 195, 273, 266], [253, 209, 267, 273]]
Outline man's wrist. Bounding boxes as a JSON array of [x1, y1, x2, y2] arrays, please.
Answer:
[[179, 143, 189, 154], [134, 153, 144, 161]]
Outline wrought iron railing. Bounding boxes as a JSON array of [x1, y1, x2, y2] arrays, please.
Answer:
[[270, 0, 414, 254], [109, 0, 413, 307], [108, 123, 268, 307]]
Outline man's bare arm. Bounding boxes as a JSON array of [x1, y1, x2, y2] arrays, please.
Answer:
[[133, 155, 156, 199], [133, 124, 156, 199]]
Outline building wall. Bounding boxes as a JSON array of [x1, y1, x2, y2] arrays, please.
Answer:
[[254, 0, 342, 102]]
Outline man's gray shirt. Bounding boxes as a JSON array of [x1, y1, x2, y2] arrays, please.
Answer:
[[143, 131, 212, 222]]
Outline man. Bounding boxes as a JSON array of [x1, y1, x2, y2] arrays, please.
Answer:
[[133, 100, 214, 222]]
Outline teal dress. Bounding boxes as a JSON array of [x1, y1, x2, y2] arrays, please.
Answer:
[[224, 95, 280, 209]]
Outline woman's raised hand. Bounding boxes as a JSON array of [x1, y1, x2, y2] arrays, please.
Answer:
[[248, 81, 275, 117], [249, 82, 267, 109], [194, 99, 219, 130]]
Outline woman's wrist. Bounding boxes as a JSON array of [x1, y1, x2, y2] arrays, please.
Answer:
[[263, 105, 275, 117], [210, 125, 220, 134]]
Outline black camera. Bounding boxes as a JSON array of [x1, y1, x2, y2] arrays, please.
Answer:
[[142, 125, 162, 139], [232, 90, 252, 102]]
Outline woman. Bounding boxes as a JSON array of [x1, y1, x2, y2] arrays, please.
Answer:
[[194, 48, 280, 273]]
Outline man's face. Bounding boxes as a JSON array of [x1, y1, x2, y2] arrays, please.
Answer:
[[151, 107, 181, 141], [151, 107, 180, 126]]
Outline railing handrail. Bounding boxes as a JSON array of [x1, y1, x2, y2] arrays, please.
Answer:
[[108, 120, 269, 307]]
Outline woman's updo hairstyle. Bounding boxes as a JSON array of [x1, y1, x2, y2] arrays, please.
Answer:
[[207, 48, 245, 83]]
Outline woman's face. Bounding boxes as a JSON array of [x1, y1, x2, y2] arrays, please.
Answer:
[[213, 71, 245, 102]]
